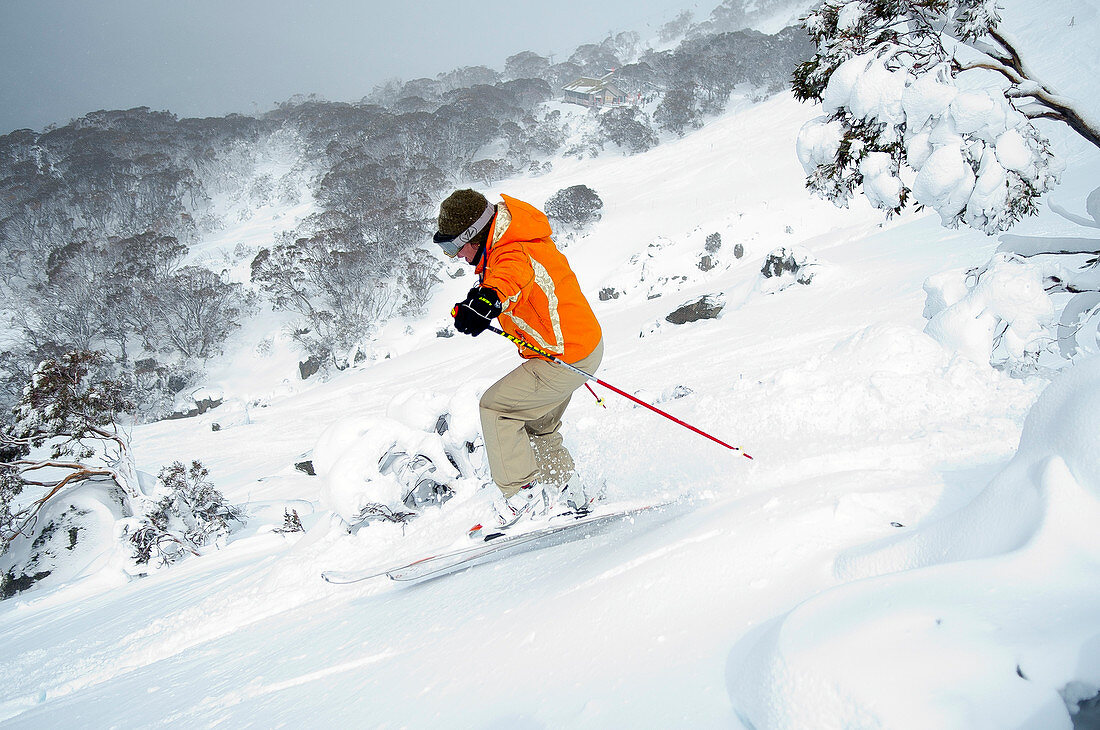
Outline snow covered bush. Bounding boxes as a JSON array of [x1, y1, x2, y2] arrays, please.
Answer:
[[792, 0, 1100, 234], [314, 385, 490, 528], [596, 107, 659, 155], [151, 461, 243, 551], [924, 186, 1100, 373], [544, 185, 604, 233], [0, 352, 242, 596], [924, 253, 1053, 372]]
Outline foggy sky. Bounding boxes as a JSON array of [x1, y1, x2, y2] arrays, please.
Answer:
[[0, 0, 702, 134]]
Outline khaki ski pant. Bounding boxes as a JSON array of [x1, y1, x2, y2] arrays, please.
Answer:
[[480, 339, 604, 497]]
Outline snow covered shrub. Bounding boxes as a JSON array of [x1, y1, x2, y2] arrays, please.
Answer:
[[154, 461, 243, 550], [545, 185, 604, 233], [0, 351, 240, 594], [596, 107, 659, 155], [924, 253, 1054, 372], [925, 184, 1100, 373], [314, 387, 490, 528], [275, 509, 304, 533], [792, 0, 1100, 234]]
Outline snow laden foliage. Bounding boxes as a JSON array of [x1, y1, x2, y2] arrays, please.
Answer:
[[544, 185, 604, 235], [313, 386, 488, 529], [791, 0, 1100, 234], [0, 352, 241, 597], [923, 185, 1100, 373], [141, 461, 243, 559]]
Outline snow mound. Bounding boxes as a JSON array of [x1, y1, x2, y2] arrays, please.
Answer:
[[924, 253, 1054, 366], [726, 356, 1100, 730], [314, 386, 490, 523]]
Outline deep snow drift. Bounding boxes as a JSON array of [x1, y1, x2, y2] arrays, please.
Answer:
[[727, 357, 1100, 729]]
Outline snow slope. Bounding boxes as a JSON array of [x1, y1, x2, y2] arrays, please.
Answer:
[[1, 1, 1099, 727]]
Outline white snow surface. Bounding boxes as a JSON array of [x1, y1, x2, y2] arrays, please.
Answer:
[[2, 2, 1099, 727]]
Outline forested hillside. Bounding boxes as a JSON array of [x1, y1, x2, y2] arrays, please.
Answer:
[[0, 19, 812, 421]]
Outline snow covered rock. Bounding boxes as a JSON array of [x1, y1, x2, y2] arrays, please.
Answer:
[[665, 294, 725, 324], [0, 480, 126, 599], [314, 386, 490, 525], [759, 245, 819, 293]]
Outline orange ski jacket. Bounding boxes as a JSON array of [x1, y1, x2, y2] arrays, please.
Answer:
[[477, 194, 602, 364]]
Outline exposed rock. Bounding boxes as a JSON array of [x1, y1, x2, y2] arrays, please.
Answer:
[[299, 355, 323, 380], [666, 294, 725, 324], [1, 570, 51, 600], [295, 460, 316, 476], [167, 395, 223, 420], [599, 287, 621, 301]]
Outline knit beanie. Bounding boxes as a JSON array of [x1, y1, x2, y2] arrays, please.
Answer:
[[437, 189, 493, 246]]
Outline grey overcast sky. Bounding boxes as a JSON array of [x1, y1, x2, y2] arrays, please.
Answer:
[[0, 0, 705, 134]]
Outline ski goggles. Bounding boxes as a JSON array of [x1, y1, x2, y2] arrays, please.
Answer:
[[433, 202, 496, 257]]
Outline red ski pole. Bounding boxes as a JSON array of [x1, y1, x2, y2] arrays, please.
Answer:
[[487, 325, 753, 460]]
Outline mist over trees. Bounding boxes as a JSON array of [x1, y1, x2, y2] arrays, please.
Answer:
[[0, 8, 814, 422]]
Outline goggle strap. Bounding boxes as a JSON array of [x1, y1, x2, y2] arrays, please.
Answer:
[[453, 202, 497, 247]]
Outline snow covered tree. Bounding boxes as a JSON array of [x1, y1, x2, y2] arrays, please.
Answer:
[[792, 0, 1100, 234], [250, 224, 404, 361], [143, 266, 249, 361], [463, 158, 516, 187], [655, 85, 704, 136], [152, 461, 243, 552], [0, 352, 240, 592], [504, 51, 551, 81], [545, 185, 604, 232], [597, 107, 659, 155]]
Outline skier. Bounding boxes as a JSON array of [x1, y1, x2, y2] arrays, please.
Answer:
[[433, 189, 604, 533]]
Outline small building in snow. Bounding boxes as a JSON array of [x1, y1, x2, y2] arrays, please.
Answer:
[[562, 73, 628, 107]]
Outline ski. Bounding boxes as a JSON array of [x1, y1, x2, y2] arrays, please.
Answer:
[[322, 502, 673, 584]]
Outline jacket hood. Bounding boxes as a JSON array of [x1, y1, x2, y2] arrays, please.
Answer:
[[494, 194, 552, 246]]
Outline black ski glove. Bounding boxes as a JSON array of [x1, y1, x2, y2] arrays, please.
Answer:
[[453, 286, 502, 336]]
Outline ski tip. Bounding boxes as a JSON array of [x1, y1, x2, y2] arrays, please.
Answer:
[[742, 452, 754, 460]]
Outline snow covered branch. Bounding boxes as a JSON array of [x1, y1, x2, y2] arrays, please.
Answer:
[[792, 0, 1099, 236]]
